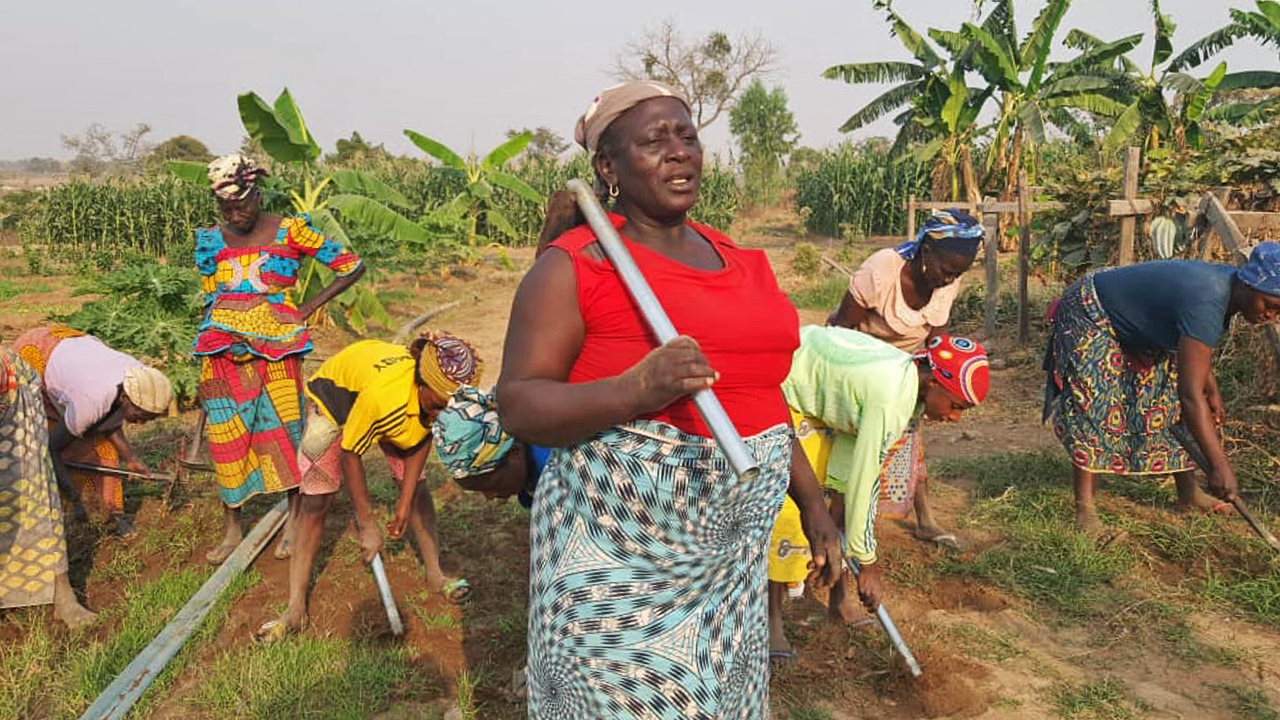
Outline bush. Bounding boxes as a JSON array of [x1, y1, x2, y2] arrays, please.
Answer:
[[58, 263, 203, 403], [792, 241, 820, 275]]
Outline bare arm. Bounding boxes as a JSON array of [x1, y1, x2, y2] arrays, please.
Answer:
[[298, 264, 366, 320], [108, 427, 147, 473], [341, 449, 376, 528], [386, 439, 432, 539], [1177, 337, 1237, 500], [827, 290, 870, 329], [496, 250, 716, 446]]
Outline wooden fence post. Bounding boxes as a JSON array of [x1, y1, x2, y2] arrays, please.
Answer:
[[907, 194, 917, 241], [1118, 146, 1141, 265], [983, 198, 999, 340], [1017, 171, 1032, 344]]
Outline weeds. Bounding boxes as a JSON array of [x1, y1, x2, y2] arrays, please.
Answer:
[[788, 276, 847, 311], [1050, 677, 1144, 719], [1216, 683, 1279, 720]]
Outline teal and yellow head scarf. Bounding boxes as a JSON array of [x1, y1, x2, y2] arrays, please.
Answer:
[[431, 386, 515, 479]]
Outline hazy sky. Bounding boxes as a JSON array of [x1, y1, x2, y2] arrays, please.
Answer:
[[1, 0, 1274, 161]]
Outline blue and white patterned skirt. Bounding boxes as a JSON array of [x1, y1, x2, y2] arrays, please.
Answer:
[[527, 420, 792, 719]]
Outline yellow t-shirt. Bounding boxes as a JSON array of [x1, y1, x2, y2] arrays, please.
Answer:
[[305, 340, 427, 454]]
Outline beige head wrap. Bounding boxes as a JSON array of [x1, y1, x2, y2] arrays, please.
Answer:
[[122, 367, 173, 415], [207, 154, 268, 201], [574, 81, 691, 153]]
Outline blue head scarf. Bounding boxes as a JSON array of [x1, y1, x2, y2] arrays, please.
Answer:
[[895, 208, 984, 260], [1238, 242, 1280, 297], [431, 386, 515, 479]]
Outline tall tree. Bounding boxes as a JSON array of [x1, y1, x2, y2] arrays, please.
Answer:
[[729, 79, 800, 206], [612, 20, 778, 130], [962, 0, 1131, 201], [505, 127, 569, 161], [823, 1, 994, 202], [1091, 1, 1278, 154]]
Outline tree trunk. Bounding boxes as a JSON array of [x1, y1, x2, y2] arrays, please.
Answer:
[[999, 127, 1025, 251]]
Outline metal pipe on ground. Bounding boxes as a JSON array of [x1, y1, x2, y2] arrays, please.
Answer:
[[564, 179, 759, 481], [79, 499, 289, 720]]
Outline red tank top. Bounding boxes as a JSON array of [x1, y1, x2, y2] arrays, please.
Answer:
[[550, 214, 799, 438]]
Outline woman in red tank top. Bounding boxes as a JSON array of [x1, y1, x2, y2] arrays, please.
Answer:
[[497, 82, 843, 719]]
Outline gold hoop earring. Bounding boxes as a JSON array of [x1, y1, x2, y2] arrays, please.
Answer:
[[609, 183, 619, 199]]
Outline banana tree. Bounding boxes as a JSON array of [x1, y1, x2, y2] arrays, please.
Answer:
[[1098, 1, 1276, 154], [402, 130, 544, 247], [822, 0, 995, 203], [962, 0, 1134, 194], [1169, 1, 1280, 126]]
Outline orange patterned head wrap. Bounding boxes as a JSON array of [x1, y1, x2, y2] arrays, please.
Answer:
[[920, 335, 990, 405], [414, 331, 482, 398]]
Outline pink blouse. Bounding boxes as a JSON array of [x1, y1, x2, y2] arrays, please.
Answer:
[[848, 248, 960, 352]]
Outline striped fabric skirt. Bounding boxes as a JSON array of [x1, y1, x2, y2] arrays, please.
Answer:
[[12, 326, 124, 517], [1044, 273, 1190, 475], [198, 353, 304, 507], [527, 421, 792, 720], [0, 348, 69, 609]]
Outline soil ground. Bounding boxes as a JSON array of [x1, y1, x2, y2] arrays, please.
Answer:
[[1, 206, 1278, 720]]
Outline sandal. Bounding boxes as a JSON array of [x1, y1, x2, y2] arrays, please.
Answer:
[[441, 578, 471, 605], [914, 529, 963, 551], [252, 619, 298, 645]]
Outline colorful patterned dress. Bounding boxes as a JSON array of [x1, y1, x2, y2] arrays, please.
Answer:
[[193, 215, 362, 507], [1044, 273, 1191, 474], [0, 347, 70, 609]]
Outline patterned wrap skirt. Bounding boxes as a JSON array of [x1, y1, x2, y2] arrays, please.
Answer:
[[199, 353, 304, 507], [12, 326, 125, 517], [1044, 273, 1191, 475], [527, 420, 792, 720], [0, 348, 69, 608]]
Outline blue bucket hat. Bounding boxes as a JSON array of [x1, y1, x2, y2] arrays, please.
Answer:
[[1238, 242, 1280, 297], [431, 386, 515, 479]]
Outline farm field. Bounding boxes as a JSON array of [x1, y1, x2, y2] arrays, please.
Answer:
[[1, 208, 1278, 720]]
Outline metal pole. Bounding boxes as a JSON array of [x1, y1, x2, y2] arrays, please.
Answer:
[[841, 537, 923, 677], [370, 553, 405, 636], [565, 179, 759, 481], [81, 499, 288, 720]]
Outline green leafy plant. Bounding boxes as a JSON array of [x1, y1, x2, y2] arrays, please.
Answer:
[[58, 263, 203, 402], [403, 129, 544, 247]]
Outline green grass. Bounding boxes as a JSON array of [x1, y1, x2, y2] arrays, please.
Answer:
[[185, 636, 421, 719], [0, 279, 20, 301], [1050, 677, 1144, 719], [942, 623, 1026, 663], [788, 275, 846, 311], [934, 453, 1134, 618], [1216, 683, 1279, 720]]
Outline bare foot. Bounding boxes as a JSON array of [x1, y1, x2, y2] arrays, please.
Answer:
[[1175, 488, 1232, 516], [273, 530, 294, 560], [768, 620, 794, 658], [1076, 507, 1105, 538], [206, 525, 243, 565]]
